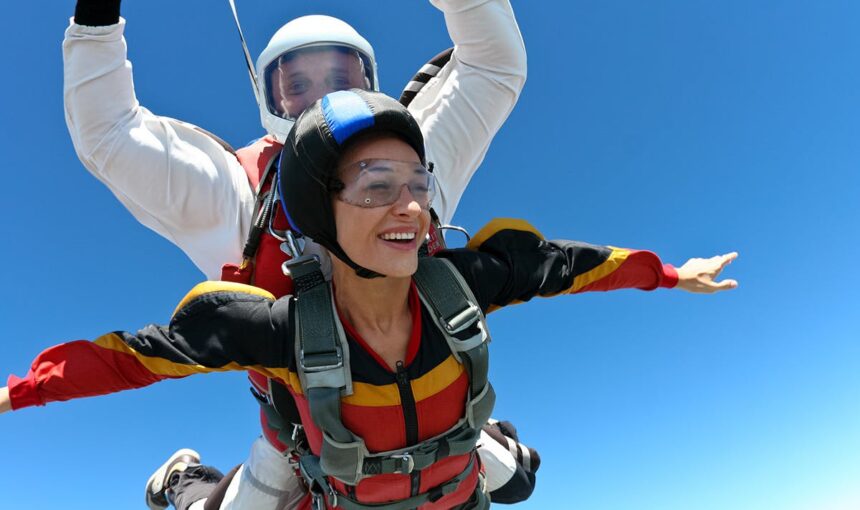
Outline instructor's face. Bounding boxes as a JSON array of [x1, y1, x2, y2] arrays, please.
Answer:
[[268, 48, 369, 119]]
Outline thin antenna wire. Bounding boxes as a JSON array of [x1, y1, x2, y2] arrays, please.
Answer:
[[227, 0, 261, 104]]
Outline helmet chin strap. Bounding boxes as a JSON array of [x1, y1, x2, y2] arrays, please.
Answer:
[[328, 243, 385, 280], [227, 0, 261, 105], [355, 266, 384, 279]]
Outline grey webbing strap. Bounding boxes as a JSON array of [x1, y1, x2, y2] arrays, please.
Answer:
[[413, 258, 490, 395], [299, 455, 338, 510], [333, 455, 479, 510], [291, 258, 353, 444], [308, 387, 353, 445], [361, 422, 480, 475], [413, 258, 483, 340]]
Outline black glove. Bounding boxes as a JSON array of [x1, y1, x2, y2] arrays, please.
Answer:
[[74, 0, 121, 27], [482, 420, 542, 504]]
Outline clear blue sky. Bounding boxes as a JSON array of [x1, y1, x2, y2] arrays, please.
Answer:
[[2, 1, 859, 509]]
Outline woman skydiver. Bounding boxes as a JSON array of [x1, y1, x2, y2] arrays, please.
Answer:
[[0, 90, 737, 510]]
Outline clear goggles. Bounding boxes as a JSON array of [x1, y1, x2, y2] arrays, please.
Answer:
[[335, 159, 436, 209], [264, 45, 375, 120]]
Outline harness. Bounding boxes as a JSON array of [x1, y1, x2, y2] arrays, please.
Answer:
[[285, 253, 494, 510]]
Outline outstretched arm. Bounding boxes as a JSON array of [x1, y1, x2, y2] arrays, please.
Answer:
[[3, 282, 289, 413], [441, 218, 738, 312], [64, 0, 255, 279]]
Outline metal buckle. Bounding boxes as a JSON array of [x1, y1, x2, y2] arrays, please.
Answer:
[[438, 223, 471, 242], [299, 459, 334, 510], [391, 453, 415, 474], [280, 230, 306, 259], [299, 348, 344, 373], [282, 253, 319, 271], [307, 485, 337, 510], [327, 485, 338, 508], [445, 304, 481, 334], [290, 423, 304, 442], [267, 182, 288, 242]]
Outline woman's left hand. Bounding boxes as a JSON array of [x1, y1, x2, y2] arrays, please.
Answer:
[[675, 252, 739, 294]]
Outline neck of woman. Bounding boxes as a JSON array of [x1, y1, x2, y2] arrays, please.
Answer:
[[330, 259, 413, 369]]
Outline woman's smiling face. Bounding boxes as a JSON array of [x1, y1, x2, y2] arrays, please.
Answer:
[[332, 133, 431, 278]]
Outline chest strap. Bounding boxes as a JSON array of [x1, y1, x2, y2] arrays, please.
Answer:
[[288, 255, 495, 501]]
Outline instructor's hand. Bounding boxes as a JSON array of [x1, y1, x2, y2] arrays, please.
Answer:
[[74, 0, 122, 27], [676, 252, 738, 294], [0, 386, 10, 415]]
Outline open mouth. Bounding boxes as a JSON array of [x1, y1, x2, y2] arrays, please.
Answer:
[[379, 232, 417, 244]]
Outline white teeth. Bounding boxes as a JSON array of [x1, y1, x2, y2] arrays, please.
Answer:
[[380, 232, 416, 241]]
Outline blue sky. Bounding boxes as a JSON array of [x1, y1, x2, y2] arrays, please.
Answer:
[[2, 1, 859, 509]]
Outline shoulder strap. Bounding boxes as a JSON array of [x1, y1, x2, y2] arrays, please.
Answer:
[[413, 257, 494, 428], [235, 136, 283, 193]]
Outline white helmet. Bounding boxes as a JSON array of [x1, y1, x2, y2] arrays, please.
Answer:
[[255, 15, 379, 143]]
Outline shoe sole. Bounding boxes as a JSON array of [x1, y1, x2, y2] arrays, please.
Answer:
[[145, 448, 201, 510]]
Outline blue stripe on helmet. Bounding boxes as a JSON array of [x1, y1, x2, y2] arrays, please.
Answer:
[[322, 91, 375, 145]]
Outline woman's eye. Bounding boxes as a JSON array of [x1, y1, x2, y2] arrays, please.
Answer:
[[367, 181, 393, 192], [409, 179, 431, 193]]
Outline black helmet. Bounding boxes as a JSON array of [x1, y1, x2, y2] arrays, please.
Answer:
[[278, 89, 426, 278]]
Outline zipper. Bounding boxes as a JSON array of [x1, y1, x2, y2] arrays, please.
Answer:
[[395, 360, 421, 498], [395, 361, 419, 444]]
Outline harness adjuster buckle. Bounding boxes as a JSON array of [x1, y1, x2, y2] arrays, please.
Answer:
[[309, 490, 337, 510], [299, 348, 344, 373], [327, 485, 338, 508], [391, 453, 415, 474], [300, 458, 337, 510], [282, 253, 320, 275], [290, 423, 304, 442], [280, 230, 306, 259], [445, 304, 481, 334]]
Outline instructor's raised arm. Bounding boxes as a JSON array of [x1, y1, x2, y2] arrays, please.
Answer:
[[411, 0, 527, 224], [63, 0, 254, 279]]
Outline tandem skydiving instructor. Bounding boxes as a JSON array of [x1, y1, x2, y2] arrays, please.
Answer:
[[63, 0, 537, 508]]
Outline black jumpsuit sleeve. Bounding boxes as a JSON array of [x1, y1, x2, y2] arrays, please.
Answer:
[[437, 218, 678, 314], [7, 281, 292, 410]]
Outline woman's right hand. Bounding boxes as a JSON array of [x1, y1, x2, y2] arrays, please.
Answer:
[[0, 386, 11, 415]]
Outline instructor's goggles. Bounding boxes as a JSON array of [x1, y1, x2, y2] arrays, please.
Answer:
[[335, 159, 436, 209]]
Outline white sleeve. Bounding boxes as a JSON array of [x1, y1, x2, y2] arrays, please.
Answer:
[[63, 18, 255, 280], [410, 0, 527, 226]]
